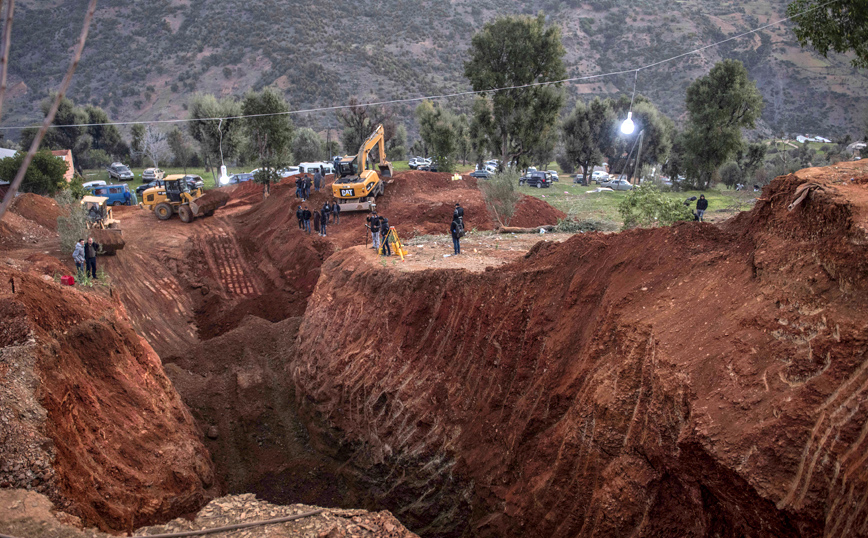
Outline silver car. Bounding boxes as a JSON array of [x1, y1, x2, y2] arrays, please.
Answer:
[[602, 178, 634, 191]]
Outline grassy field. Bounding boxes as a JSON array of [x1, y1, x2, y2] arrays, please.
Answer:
[[516, 181, 758, 227], [82, 166, 254, 191]]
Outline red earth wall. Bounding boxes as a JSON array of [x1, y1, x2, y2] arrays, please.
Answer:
[[291, 165, 868, 537]]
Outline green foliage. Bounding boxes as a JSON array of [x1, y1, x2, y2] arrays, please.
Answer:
[[167, 127, 194, 172], [386, 124, 407, 162], [189, 93, 244, 176], [682, 60, 764, 189], [242, 88, 294, 184], [464, 14, 566, 167], [479, 168, 522, 227], [55, 189, 88, 253], [563, 97, 616, 183], [608, 96, 674, 180], [718, 161, 742, 189], [415, 101, 460, 172], [293, 127, 324, 163], [618, 183, 693, 229], [0, 150, 68, 196], [788, 0, 868, 68], [337, 98, 392, 157], [130, 124, 146, 167]]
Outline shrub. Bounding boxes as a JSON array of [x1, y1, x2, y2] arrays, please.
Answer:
[[55, 190, 88, 253], [618, 183, 693, 229], [479, 169, 522, 227]]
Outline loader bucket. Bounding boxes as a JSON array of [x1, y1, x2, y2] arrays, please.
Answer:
[[90, 229, 125, 255], [190, 190, 230, 216], [378, 162, 393, 178]]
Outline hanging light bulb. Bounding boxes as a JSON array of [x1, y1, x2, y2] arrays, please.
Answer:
[[621, 111, 635, 135], [219, 164, 230, 185]]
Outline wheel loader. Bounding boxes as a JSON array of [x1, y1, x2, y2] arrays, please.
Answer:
[[332, 124, 393, 212], [81, 195, 125, 254], [140, 175, 229, 223]]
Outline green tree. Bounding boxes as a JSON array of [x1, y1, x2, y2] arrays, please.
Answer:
[[293, 127, 324, 163], [718, 161, 743, 189], [83, 105, 125, 158], [528, 121, 558, 170], [682, 60, 764, 190], [130, 124, 146, 167], [167, 127, 194, 173], [0, 150, 68, 196], [189, 93, 244, 182], [479, 168, 522, 227], [337, 98, 392, 156], [788, 0, 868, 68], [387, 124, 408, 162], [415, 101, 459, 172], [241, 88, 293, 185], [464, 14, 566, 168], [562, 97, 616, 184], [608, 96, 673, 181]]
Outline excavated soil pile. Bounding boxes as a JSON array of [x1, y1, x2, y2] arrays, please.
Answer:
[[0, 267, 218, 532], [0, 193, 63, 249], [288, 161, 868, 537], [9, 193, 62, 231]]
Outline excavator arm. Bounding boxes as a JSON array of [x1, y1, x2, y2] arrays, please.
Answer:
[[332, 124, 393, 211], [357, 124, 393, 179]]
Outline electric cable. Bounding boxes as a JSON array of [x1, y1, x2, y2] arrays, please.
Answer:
[[0, 0, 837, 132]]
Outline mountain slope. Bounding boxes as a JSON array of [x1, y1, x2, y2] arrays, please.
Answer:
[[5, 0, 867, 138]]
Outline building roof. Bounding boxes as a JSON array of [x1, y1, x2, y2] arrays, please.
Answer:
[[0, 147, 16, 159]]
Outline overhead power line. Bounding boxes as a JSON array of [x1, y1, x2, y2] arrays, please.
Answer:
[[0, 0, 836, 132]]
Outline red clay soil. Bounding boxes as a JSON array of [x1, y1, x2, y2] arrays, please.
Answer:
[[289, 160, 868, 537], [0, 267, 218, 532], [9, 193, 63, 231]]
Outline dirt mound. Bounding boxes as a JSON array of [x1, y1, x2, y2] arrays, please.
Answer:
[[288, 162, 868, 536], [0, 266, 218, 532], [9, 193, 62, 231]]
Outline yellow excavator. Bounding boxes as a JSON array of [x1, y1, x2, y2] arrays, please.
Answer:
[[332, 124, 393, 211], [140, 175, 229, 223], [81, 195, 125, 254]]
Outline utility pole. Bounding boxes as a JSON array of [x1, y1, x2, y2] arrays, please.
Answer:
[[631, 129, 645, 185]]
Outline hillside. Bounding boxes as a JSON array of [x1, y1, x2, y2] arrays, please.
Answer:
[[5, 0, 868, 139]]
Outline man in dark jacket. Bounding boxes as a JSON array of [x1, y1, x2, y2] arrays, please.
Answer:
[[303, 175, 312, 201], [303, 206, 312, 233], [296, 206, 304, 229], [454, 202, 464, 223], [332, 199, 340, 224], [313, 170, 322, 192], [450, 217, 461, 255], [84, 237, 100, 278], [696, 194, 708, 222], [320, 206, 329, 236], [367, 212, 381, 250], [379, 215, 391, 256], [322, 201, 331, 224], [295, 176, 303, 199]]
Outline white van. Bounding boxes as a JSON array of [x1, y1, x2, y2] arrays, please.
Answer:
[[298, 162, 335, 175], [82, 180, 107, 188]]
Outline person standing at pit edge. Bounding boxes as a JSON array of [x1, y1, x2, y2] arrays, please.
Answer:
[[72, 238, 85, 274], [296, 205, 304, 230], [303, 206, 312, 233], [313, 169, 322, 192], [696, 194, 708, 222], [84, 237, 100, 279], [450, 215, 461, 256], [332, 199, 340, 224]]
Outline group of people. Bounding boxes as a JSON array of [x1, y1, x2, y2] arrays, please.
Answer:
[[294, 168, 329, 202], [72, 237, 100, 279], [297, 200, 341, 236], [366, 212, 393, 256]]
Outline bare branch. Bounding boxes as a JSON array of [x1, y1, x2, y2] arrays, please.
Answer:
[[0, 0, 15, 121], [0, 0, 96, 221]]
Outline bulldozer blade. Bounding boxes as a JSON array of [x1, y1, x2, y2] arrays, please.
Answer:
[[90, 228, 125, 255], [190, 190, 230, 216]]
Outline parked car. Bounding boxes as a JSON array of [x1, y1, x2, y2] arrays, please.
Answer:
[[228, 173, 254, 184], [136, 176, 203, 197], [470, 169, 492, 180], [278, 166, 300, 178], [519, 171, 553, 188], [142, 168, 164, 183], [601, 178, 633, 191], [107, 162, 134, 182], [547, 170, 559, 182], [182, 174, 205, 190], [408, 157, 424, 169], [419, 162, 438, 172], [591, 170, 609, 183], [82, 180, 107, 189], [88, 183, 137, 205]]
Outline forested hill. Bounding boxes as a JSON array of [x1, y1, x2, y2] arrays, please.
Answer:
[[5, 0, 867, 138]]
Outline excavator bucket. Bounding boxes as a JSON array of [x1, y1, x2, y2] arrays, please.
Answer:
[[90, 228, 125, 255], [189, 190, 230, 216], [378, 162, 393, 178]]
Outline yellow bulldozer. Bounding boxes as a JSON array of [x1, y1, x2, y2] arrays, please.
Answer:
[[332, 124, 393, 212], [140, 175, 228, 223], [81, 195, 125, 254]]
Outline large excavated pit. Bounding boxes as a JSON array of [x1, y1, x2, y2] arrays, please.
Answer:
[[3, 166, 868, 537]]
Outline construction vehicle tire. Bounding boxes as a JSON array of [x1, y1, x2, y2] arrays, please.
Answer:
[[155, 203, 173, 220], [178, 205, 194, 223]]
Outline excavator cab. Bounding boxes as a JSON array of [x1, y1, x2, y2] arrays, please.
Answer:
[[165, 178, 189, 203]]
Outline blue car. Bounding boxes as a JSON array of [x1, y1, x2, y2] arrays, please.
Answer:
[[88, 183, 137, 206]]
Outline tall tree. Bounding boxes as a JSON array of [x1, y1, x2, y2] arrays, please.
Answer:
[[682, 60, 764, 190], [130, 124, 146, 167], [167, 127, 194, 173], [608, 96, 673, 180], [337, 98, 393, 156], [241, 88, 293, 185], [189, 93, 243, 182], [386, 124, 408, 162], [788, 0, 868, 68], [562, 97, 616, 184], [0, 150, 68, 196], [415, 101, 459, 172], [293, 127, 324, 163], [138, 125, 169, 169], [464, 14, 566, 169]]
